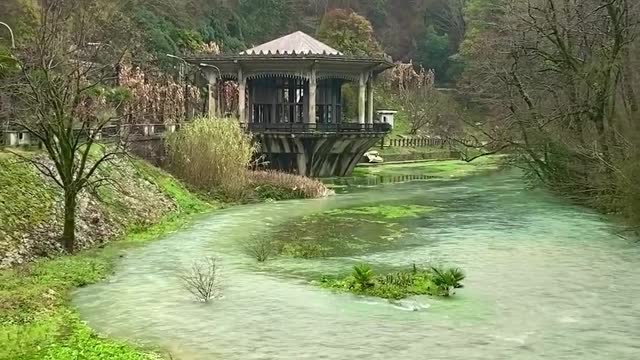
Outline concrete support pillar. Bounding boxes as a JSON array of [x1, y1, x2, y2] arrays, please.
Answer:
[[297, 153, 308, 176], [358, 72, 366, 124], [367, 76, 374, 125], [238, 68, 246, 123], [206, 72, 218, 118], [308, 68, 317, 125]]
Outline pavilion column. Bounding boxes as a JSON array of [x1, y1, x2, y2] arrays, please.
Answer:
[[367, 75, 374, 125], [238, 68, 246, 123], [308, 68, 317, 125], [206, 72, 218, 118], [358, 72, 366, 124]]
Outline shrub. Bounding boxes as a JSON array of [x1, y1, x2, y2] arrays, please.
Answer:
[[431, 266, 465, 296], [320, 263, 466, 300], [243, 237, 275, 262], [178, 257, 219, 302], [166, 117, 255, 198], [352, 264, 374, 289], [248, 170, 331, 200]]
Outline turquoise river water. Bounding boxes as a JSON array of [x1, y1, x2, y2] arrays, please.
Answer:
[[73, 163, 640, 359]]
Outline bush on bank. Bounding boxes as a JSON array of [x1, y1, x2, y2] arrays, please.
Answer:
[[165, 117, 331, 202], [249, 170, 333, 200], [165, 117, 255, 198]]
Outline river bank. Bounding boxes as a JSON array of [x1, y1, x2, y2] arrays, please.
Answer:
[[0, 149, 329, 359], [0, 152, 215, 359]]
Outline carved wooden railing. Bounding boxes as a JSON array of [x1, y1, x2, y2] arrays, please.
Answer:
[[241, 122, 392, 134]]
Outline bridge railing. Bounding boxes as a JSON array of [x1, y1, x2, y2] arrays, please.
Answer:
[[0, 122, 181, 147], [384, 137, 449, 148], [1, 120, 391, 147], [241, 122, 392, 134]]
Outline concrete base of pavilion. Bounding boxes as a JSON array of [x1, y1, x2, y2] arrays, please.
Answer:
[[255, 133, 384, 177]]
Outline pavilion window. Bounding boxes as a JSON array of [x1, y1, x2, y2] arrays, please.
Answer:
[[275, 78, 305, 123], [253, 104, 271, 123]]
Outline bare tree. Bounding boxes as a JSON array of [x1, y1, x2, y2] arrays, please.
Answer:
[[381, 62, 462, 136], [460, 0, 640, 208], [3, 0, 134, 253], [178, 257, 220, 302]]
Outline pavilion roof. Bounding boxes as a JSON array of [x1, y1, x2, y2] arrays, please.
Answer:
[[241, 31, 343, 56]]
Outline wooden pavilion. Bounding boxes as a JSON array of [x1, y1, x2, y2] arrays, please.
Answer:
[[186, 31, 394, 177]]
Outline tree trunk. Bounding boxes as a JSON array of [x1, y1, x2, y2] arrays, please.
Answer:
[[62, 190, 77, 254]]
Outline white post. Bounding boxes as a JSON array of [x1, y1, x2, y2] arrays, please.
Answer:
[[238, 68, 246, 124], [367, 76, 374, 125], [308, 68, 317, 125], [206, 71, 218, 118], [358, 72, 366, 124]]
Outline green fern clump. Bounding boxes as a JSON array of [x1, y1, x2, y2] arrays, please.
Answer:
[[320, 263, 466, 300], [352, 264, 374, 289], [431, 266, 465, 296]]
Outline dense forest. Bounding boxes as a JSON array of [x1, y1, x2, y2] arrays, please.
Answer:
[[0, 0, 465, 82]]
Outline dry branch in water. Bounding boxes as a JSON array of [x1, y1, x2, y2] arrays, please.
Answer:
[[178, 257, 220, 302]]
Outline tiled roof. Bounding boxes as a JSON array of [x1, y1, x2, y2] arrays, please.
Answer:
[[241, 31, 343, 56]]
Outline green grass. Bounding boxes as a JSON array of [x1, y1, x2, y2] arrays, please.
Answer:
[[0, 155, 57, 257], [0, 155, 216, 360], [390, 111, 410, 135], [0, 207, 212, 359], [132, 158, 213, 214], [353, 156, 502, 179]]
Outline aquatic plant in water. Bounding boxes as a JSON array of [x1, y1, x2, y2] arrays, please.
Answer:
[[352, 264, 374, 288], [260, 205, 432, 261], [319, 264, 465, 300], [324, 205, 434, 219], [244, 237, 276, 262], [431, 266, 465, 296]]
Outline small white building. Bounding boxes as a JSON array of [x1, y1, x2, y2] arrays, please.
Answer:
[[377, 110, 398, 129]]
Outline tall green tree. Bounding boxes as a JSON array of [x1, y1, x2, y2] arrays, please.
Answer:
[[237, 0, 292, 45], [317, 9, 383, 56]]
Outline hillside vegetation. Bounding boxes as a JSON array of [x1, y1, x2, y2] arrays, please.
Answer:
[[0, 151, 211, 268], [0, 0, 464, 82]]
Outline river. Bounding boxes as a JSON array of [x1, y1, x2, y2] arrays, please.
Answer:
[[73, 160, 640, 359]]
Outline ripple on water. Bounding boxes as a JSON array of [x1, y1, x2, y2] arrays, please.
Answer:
[[73, 170, 640, 360]]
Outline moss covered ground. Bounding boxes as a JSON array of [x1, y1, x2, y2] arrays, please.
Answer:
[[0, 151, 215, 359], [353, 156, 502, 179], [265, 204, 433, 259]]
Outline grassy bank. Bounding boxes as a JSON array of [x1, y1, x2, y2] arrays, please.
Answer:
[[354, 156, 502, 178], [0, 152, 215, 359], [375, 145, 460, 162], [0, 145, 333, 359], [0, 211, 212, 359]]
